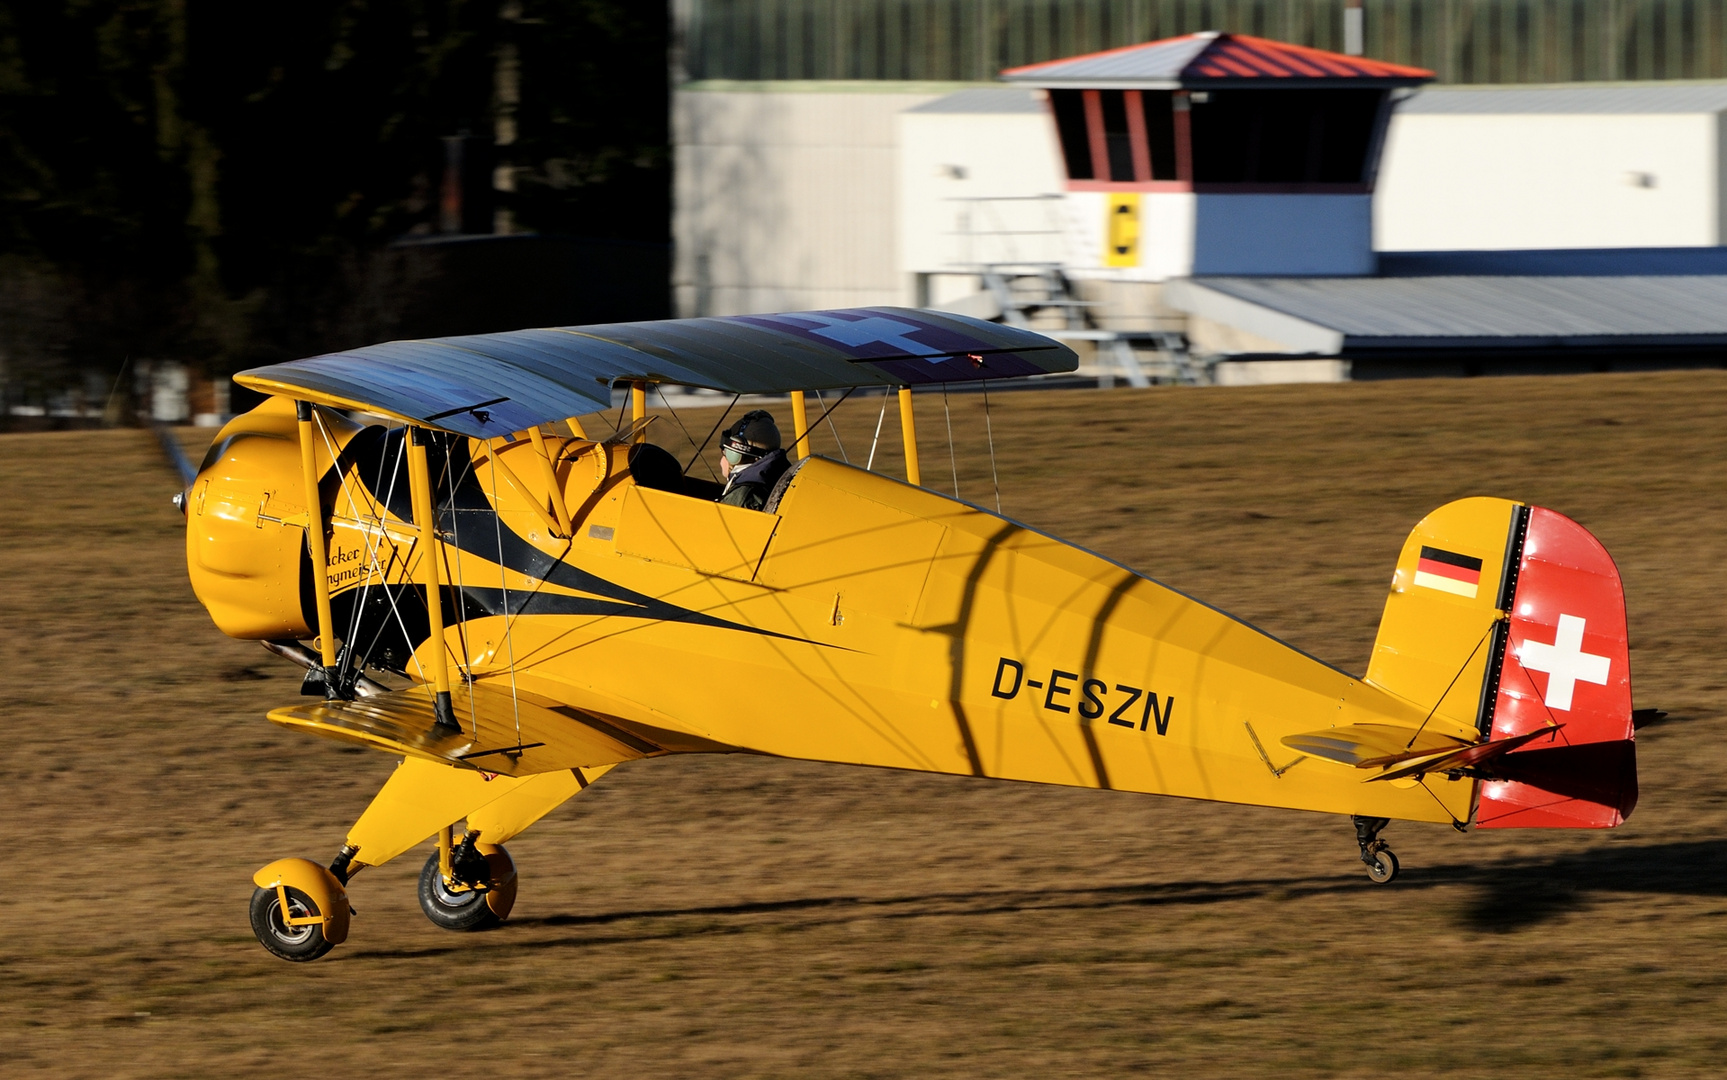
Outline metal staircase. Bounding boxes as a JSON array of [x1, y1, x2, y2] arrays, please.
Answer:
[[977, 263, 1200, 387]]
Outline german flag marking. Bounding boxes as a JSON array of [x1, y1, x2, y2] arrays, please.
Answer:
[[1413, 545, 1483, 599]]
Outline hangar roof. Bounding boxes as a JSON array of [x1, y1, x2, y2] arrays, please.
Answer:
[[1401, 82, 1727, 115], [1000, 32, 1432, 89], [904, 88, 1044, 114], [1165, 273, 1727, 354]]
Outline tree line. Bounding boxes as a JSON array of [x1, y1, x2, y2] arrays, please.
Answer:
[[0, 0, 668, 406]]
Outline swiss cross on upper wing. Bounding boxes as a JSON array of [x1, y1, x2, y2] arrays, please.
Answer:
[[741, 310, 966, 360], [799, 313, 947, 357], [735, 308, 1054, 383]]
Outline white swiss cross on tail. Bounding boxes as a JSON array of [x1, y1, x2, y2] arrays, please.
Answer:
[[1518, 613, 1611, 711]]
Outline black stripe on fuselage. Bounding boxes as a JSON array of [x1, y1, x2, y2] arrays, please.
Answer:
[[334, 426, 833, 649]]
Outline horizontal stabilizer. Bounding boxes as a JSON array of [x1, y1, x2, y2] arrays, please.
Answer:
[[1366, 725, 1562, 784], [1282, 723, 1470, 769], [268, 682, 652, 777]]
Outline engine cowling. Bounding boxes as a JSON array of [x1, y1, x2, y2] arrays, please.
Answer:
[[185, 397, 361, 640]]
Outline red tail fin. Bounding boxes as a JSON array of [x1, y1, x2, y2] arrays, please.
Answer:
[[1476, 506, 1637, 829]]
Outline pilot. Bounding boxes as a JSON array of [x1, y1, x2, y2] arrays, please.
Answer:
[[718, 409, 790, 510]]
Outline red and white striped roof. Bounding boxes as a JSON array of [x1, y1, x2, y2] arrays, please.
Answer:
[[1001, 32, 1432, 88]]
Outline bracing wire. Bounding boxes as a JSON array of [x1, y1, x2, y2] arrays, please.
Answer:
[[310, 410, 368, 673], [684, 393, 741, 476], [814, 389, 849, 462], [335, 412, 377, 652], [439, 435, 480, 735], [941, 382, 960, 499], [349, 430, 427, 682], [785, 386, 856, 459], [656, 386, 719, 481], [865, 386, 891, 471], [439, 438, 465, 645], [314, 411, 427, 683], [408, 432, 470, 705], [982, 379, 1002, 514], [1512, 651, 1576, 746], [350, 443, 396, 655], [610, 384, 629, 438], [1404, 623, 1496, 750], [398, 429, 475, 731], [1413, 775, 1470, 830], [486, 448, 525, 751]]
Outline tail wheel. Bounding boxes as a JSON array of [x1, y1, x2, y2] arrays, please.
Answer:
[[418, 845, 514, 931], [1366, 848, 1400, 885], [249, 885, 336, 962]]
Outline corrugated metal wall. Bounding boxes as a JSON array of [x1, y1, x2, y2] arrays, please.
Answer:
[[677, 0, 1727, 85]]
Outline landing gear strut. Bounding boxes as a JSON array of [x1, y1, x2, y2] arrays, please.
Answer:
[[418, 828, 518, 931], [1352, 815, 1400, 884]]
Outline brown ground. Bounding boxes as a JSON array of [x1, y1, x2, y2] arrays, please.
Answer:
[[5, 372, 1726, 1078]]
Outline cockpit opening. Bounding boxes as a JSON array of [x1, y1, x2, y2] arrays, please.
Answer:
[[627, 441, 723, 501]]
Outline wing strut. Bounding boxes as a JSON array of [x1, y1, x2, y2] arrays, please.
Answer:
[[296, 402, 340, 679], [898, 387, 922, 486], [406, 427, 460, 730], [790, 390, 810, 462], [525, 427, 573, 537], [629, 380, 647, 443]]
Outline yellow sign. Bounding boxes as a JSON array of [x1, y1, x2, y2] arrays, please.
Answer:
[[1104, 192, 1140, 267]]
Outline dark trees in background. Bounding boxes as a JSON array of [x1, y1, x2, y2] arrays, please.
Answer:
[[0, 0, 669, 400]]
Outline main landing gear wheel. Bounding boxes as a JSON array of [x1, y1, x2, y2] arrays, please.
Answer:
[[1351, 815, 1400, 885], [250, 885, 336, 962], [418, 839, 517, 932], [1366, 848, 1400, 884]]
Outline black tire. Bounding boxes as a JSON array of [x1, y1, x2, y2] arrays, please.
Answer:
[[419, 852, 502, 931], [249, 885, 335, 962], [1366, 848, 1400, 885]]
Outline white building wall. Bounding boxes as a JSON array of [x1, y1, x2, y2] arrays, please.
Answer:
[[674, 83, 951, 316], [898, 107, 1066, 274], [1376, 111, 1724, 250]]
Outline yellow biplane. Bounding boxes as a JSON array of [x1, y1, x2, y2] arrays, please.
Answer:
[[180, 307, 1639, 962]]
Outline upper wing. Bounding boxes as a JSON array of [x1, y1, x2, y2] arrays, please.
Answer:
[[234, 307, 1078, 438]]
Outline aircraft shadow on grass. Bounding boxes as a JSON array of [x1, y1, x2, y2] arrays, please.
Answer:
[[347, 838, 1727, 960], [1432, 836, 1727, 931]]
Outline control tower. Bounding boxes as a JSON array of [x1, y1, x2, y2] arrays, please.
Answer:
[[1000, 32, 1432, 278]]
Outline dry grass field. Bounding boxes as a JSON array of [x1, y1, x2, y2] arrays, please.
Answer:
[[5, 371, 1727, 1078]]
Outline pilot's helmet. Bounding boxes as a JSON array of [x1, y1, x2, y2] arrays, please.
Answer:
[[722, 410, 780, 467]]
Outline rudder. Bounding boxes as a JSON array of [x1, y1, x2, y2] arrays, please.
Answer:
[[1477, 505, 1636, 828]]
